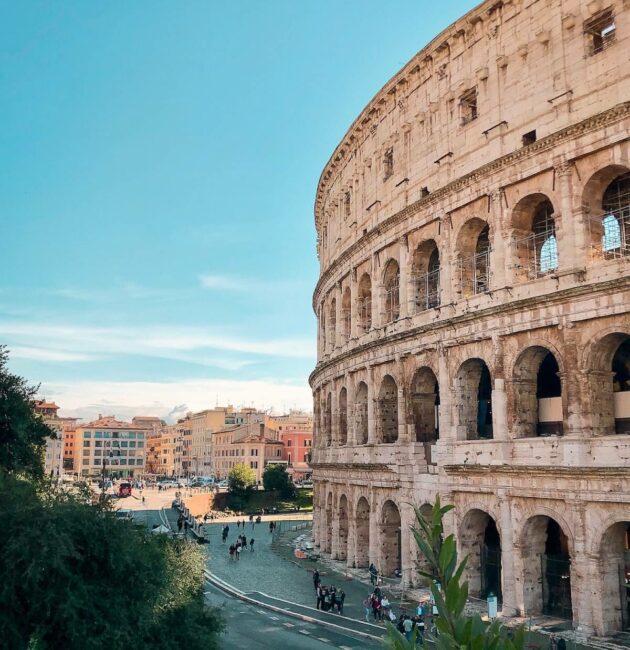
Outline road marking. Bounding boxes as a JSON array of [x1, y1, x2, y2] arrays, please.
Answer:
[[299, 629, 311, 635], [268, 615, 279, 620], [283, 622, 295, 628], [317, 638, 330, 643], [339, 646, 352, 650]]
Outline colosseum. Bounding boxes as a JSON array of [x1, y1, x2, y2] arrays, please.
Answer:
[[309, 0, 630, 639]]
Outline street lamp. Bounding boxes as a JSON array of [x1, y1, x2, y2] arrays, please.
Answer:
[[101, 451, 114, 501]]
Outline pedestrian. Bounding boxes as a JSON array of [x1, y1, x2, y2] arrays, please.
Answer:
[[417, 616, 425, 640], [237, 520, 240, 529], [242, 537, 248, 550], [557, 638, 566, 650], [403, 615, 413, 641], [317, 586, 323, 610], [363, 595, 372, 622], [236, 543, 242, 560], [371, 594, 381, 621], [369, 563, 377, 585], [381, 594, 390, 620], [313, 569, 320, 591], [229, 544, 235, 560], [337, 589, 345, 615], [184, 520, 189, 537], [250, 538, 255, 551], [549, 634, 559, 650], [177, 516, 183, 533], [269, 521, 274, 534], [330, 588, 337, 613]]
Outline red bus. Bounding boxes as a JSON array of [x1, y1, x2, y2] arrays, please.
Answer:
[[118, 482, 132, 498]]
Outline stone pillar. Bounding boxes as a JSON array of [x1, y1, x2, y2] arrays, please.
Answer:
[[335, 282, 343, 349], [346, 490, 358, 568], [439, 215, 454, 305], [331, 381, 339, 447], [562, 320, 586, 440], [437, 345, 454, 442], [372, 252, 382, 329], [367, 366, 377, 444], [556, 160, 586, 270], [401, 504, 415, 587], [369, 491, 380, 567], [497, 493, 517, 617], [491, 335, 509, 443], [570, 505, 596, 636], [399, 235, 409, 319], [350, 268, 359, 340], [397, 357, 410, 443], [346, 373, 355, 446], [489, 188, 512, 288], [331, 491, 341, 560]]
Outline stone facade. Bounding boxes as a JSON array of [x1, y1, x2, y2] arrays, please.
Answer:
[[310, 0, 630, 637]]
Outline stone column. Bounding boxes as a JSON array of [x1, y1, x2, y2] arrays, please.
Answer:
[[346, 373, 355, 446], [439, 215, 454, 306], [346, 488, 358, 568], [331, 381, 339, 447], [489, 188, 511, 288], [497, 493, 517, 617], [401, 504, 415, 588], [372, 252, 382, 329], [570, 504, 595, 635], [331, 490, 341, 560], [367, 366, 377, 444], [437, 344, 454, 442], [399, 235, 409, 319], [369, 491, 380, 568], [491, 335, 509, 443], [562, 320, 586, 441], [556, 160, 586, 270], [350, 268, 359, 340], [397, 357, 410, 443], [335, 282, 343, 349]]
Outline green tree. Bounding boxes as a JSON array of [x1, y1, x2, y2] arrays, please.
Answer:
[[228, 462, 256, 498], [0, 350, 223, 649], [383, 497, 524, 650], [0, 346, 54, 478], [262, 463, 295, 498]]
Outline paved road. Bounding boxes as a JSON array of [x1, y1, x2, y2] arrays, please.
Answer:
[[204, 581, 379, 650]]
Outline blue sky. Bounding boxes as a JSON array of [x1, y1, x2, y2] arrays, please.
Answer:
[[0, 1, 476, 421]]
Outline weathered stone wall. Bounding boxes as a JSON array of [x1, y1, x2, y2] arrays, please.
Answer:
[[311, 0, 630, 638]]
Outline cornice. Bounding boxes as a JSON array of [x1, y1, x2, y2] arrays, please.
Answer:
[[309, 274, 630, 386], [444, 464, 630, 479], [310, 462, 393, 472], [313, 102, 630, 309]]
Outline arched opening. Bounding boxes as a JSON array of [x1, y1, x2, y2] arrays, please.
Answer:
[[319, 308, 326, 353], [380, 500, 402, 577], [355, 497, 370, 567], [457, 219, 491, 297], [454, 359, 493, 440], [460, 509, 502, 601], [325, 492, 333, 553], [342, 287, 351, 341], [412, 240, 440, 312], [587, 332, 630, 435], [338, 494, 349, 561], [378, 375, 399, 444], [328, 298, 336, 351], [383, 259, 400, 323], [521, 516, 572, 621], [599, 521, 630, 634], [513, 196, 558, 279], [354, 382, 368, 444], [324, 393, 332, 447], [410, 367, 440, 443], [584, 167, 630, 260], [338, 387, 348, 446], [513, 347, 563, 437], [358, 273, 372, 333]]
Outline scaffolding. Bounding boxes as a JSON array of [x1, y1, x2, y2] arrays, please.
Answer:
[[584, 9, 616, 55], [383, 276, 400, 323], [412, 268, 440, 312], [459, 249, 491, 296], [515, 228, 558, 278], [589, 175, 630, 260], [357, 296, 372, 332]]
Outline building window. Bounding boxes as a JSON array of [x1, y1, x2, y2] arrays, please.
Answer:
[[287, 440, 292, 447], [585, 9, 615, 55], [460, 87, 478, 125], [83, 440, 90, 448], [83, 432, 91, 439], [344, 191, 351, 218], [383, 147, 394, 181]]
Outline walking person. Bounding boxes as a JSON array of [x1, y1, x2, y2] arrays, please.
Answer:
[[269, 521, 274, 534], [249, 538, 255, 551], [369, 563, 377, 586], [313, 569, 320, 591], [229, 544, 235, 561], [363, 594, 372, 622], [337, 589, 345, 615], [236, 543, 242, 560]]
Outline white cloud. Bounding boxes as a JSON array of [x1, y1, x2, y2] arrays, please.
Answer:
[[10, 346, 96, 362], [199, 275, 249, 291], [40, 378, 312, 423], [0, 321, 316, 363]]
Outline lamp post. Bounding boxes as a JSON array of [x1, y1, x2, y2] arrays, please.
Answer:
[[101, 451, 114, 502]]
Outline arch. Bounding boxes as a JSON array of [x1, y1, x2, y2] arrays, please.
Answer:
[[512, 345, 563, 437], [355, 496, 370, 567], [378, 374, 399, 444], [379, 500, 402, 577], [338, 494, 349, 561], [583, 166, 630, 259], [456, 218, 491, 297], [459, 509, 502, 600], [383, 259, 400, 323], [341, 286, 351, 341], [412, 240, 440, 311], [338, 387, 348, 445], [598, 520, 630, 634], [358, 273, 372, 332], [325, 492, 333, 553], [328, 297, 337, 350], [354, 381, 369, 444], [520, 515, 573, 620], [319, 307, 326, 352], [454, 358, 493, 440], [512, 195, 558, 279], [324, 392, 332, 447], [585, 331, 630, 435], [410, 366, 440, 443]]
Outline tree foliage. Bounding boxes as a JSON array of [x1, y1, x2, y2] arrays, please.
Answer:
[[0, 346, 53, 478], [227, 462, 256, 498], [262, 463, 295, 498], [0, 350, 223, 649], [383, 497, 524, 650]]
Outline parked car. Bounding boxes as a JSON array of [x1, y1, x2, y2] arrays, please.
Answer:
[[115, 509, 133, 521]]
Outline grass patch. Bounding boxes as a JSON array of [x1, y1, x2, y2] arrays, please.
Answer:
[[225, 488, 313, 513]]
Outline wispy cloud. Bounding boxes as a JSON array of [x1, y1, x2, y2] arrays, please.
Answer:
[[0, 320, 316, 366], [39, 378, 312, 423], [199, 275, 250, 291], [10, 346, 97, 362], [199, 273, 306, 296]]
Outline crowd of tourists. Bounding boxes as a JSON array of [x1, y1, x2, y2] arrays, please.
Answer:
[[312, 570, 346, 614]]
